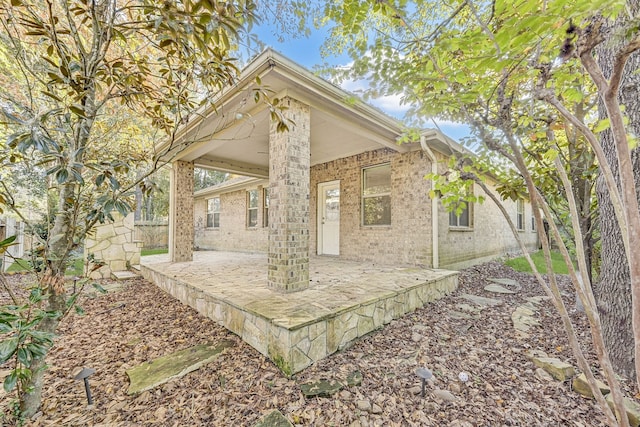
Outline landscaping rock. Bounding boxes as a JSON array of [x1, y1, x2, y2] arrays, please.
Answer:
[[433, 389, 458, 402], [535, 368, 554, 382], [299, 379, 344, 398], [484, 284, 516, 294], [371, 403, 383, 414], [409, 385, 422, 395], [346, 370, 363, 387], [448, 310, 477, 320], [125, 340, 234, 395], [460, 294, 503, 307], [572, 373, 610, 399], [531, 357, 576, 381], [605, 393, 640, 427], [488, 278, 522, 291], [254, 410, 293, 427], [356, 399, 372, 412]]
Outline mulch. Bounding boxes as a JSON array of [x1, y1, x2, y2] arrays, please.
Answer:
[[0, 261, 637, 426]]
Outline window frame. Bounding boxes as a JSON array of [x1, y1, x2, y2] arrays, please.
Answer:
[[247, 189, 259, 228], [263, 187, 269, 228], [516, 199, 525, 231], [361, 163, 392, 227], [206, 197, 220, 228], [448, 201, 473, 229]]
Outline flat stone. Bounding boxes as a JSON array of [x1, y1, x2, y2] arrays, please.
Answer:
[[524, 349, 548, 359], [254, 410, 293, 427], [371, 403, 383, 414], [126, 341, 233, 395], [409, 385, 422, 395], [448, 310, 477, 320], [346, 370, 363, 387], [300, 379, 344, 398], [572, 373, 610, 399], [535, 368, 554, 382], [531, 357, 576, 381], [605, 392, 640, 427], [484, 284, 516, 294], [111, 270, 137, 280], [455, 303, 481, 313], [356, 399, 372, 412], [433, 389, 457, 402], [526, 296, 550, 304], [460, 294, 502, 307], [488, 278, 522, 291]]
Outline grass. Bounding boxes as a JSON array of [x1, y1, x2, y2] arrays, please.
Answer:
[[504, 250, 570, 275], [5, 248, 167, 276], [5, 258, 84, 276], [141, 248, 168, 256]]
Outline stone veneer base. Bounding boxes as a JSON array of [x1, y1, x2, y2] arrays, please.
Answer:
[[140, 254, 458, 376]]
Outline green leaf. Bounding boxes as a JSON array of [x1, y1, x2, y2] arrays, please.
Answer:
[[17, 347, 30, 366], [0, 338, 19, 363], [92, 283, 107, 294], [74, 305, 85, 315], [3, 371, 17, 393]]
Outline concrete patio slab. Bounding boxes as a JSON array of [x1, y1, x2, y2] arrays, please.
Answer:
[[141, 251, 458, 375]]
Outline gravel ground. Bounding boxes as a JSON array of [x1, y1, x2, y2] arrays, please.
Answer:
[[0, 261, 637, 426]]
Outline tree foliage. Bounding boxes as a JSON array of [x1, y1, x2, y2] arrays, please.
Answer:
[[0, 0, 270, 418], [319, 0, 640, 425]]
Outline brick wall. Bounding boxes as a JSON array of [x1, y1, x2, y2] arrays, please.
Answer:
[[310, 148, 433, 266], [195, 186, 268, 252], [193, 147, 539, 269], [171, 161, 194, 262]]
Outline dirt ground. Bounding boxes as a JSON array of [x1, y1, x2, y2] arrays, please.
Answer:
[[1, 261, 637, 426]]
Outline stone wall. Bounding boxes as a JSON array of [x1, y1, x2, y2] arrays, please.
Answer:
[[85, 213, 141, 279], [195, 187, 268, 252]]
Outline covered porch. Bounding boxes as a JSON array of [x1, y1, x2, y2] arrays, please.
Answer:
[[140, 251, 458, 375]]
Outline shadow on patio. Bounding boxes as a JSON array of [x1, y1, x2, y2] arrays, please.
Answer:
[[141, 251, 458, 375]]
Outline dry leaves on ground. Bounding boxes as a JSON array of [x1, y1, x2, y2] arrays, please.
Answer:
[[0, 261, 637, 426]]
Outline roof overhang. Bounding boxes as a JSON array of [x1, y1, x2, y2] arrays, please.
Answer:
[[157, 49, 410, 177]]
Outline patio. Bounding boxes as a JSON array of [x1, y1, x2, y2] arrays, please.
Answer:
[[140, 251, 458, 375]]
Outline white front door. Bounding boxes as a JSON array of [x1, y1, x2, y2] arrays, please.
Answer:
[[318, 181, 340, 255]]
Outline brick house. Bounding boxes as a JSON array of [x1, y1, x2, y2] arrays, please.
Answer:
[[160, 49, 538, 292]]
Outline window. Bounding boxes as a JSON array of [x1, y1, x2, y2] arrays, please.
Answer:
[[516, 199, 525, 231], [263, 188, 269, 228], [362, 164, 391, 226], [531, 215, 536, 231], [206, 197, 220, 228], [449, 202, 472, 228], [247, 189, 258, 227]]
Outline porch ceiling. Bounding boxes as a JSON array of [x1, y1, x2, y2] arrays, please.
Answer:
[[168, 50, 409, 178]]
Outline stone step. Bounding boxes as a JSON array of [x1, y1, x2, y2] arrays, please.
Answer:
[[130, 264, 141, 272], [126, 340, 234, 395], [111, 270, 138, 280]]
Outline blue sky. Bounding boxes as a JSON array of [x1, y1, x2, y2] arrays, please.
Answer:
[[252, 22, 471, 142]]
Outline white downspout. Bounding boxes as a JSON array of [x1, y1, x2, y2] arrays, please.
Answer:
[[420, 131, 440, 269]]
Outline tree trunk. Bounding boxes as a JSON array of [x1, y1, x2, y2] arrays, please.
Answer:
[[594, 3, 640, 382], [19, 292, 65, 417]]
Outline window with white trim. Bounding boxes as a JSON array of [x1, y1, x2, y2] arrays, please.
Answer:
[[362, 163, 391, 226], [206, 197, 220, 228], [247, 189, 258, 227], [449, 201, 472, 228], [517, 199, 525, 231]]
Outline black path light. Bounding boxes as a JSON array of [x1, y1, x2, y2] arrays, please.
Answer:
[[74, 367, 96, 406], [415, 367, 433, 398]]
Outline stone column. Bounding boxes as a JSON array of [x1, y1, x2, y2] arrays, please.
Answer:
[[268, 97, 310, 292], [169, 160, 194, 262]]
